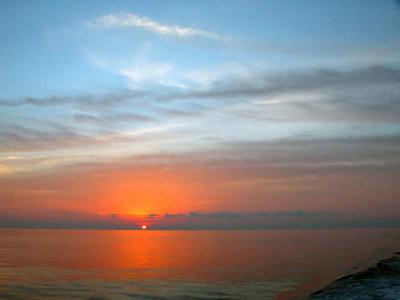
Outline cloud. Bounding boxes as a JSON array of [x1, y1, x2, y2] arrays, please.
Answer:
[[1, 132, 399, 229], [159, 210, 330, 219], [147, 213, 160, 219], [1, 64, 400, 171], [145, 210, 340, 230], [121, 63, 171, 83], [162, 65, 400, 101], [0, 123, 96, 152], [89, 13, 220, 40], [1, 209, 399, 229], [3, 65, 399, 107], [0, 89, 145, 108], [0, 121, 179, 153], [161, 65, 400, 124], [119, 61, 184, 88], [73, 112, 156, 125]]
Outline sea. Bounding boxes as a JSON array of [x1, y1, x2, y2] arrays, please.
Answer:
[[0, 228, 399, 299]]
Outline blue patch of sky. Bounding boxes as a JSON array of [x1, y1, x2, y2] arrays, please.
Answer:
[[2, 0, 400, 99]]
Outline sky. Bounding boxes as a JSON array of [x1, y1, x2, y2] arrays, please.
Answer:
[[0, 0, 400, 229]]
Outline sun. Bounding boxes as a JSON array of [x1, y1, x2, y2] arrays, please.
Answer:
[[141, 225, 147, 230]]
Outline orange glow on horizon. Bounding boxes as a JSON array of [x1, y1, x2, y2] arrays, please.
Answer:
[[98, 168, 198, 216], [5, 159, 395, 221]]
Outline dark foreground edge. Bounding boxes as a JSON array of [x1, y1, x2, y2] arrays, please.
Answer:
[[309, 252, 400, 299]]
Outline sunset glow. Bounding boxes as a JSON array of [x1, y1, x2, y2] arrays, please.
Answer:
[[0, 0, 399, 230], [1, 2, 400, 299]]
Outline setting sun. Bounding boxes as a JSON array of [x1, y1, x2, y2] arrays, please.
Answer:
[[1, 1, 400, 299]]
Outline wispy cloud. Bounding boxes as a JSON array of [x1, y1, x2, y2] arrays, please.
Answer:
[[4, 65, 399, 106], [2, 64, 400, 169], [164, 65, 400, 101], [0, 90, 145, 108], [73, 112, 156, 125], [89, 12, 220, 40], [0, 121, 180, 153]]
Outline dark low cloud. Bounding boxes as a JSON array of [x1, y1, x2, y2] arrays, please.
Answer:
[[157, 210, 329, 220], [144, 211, 400, 230], [147, 213, 160, 219], [0, 210, 398, 230]]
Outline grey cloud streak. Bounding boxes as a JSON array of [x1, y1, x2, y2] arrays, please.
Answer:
[[2, 65, 399, 105], [0, 123, 96, 152], [1, 65, 399, 125], [73, 112, 156, 124], [1, 64, 400, 165], [27, 133, 400, 175], [0, 89, 145, 108], [0, 121, 174, 152], [159, 65, 400, 100]]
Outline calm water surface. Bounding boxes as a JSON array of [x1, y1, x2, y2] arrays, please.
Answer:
[[0, 228, 399, 299]]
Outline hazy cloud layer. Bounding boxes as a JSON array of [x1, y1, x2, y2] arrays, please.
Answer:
[[1, 132, 399, 228]]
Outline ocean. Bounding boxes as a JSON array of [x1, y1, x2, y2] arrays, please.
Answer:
[[0, 228, 399, 299]]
